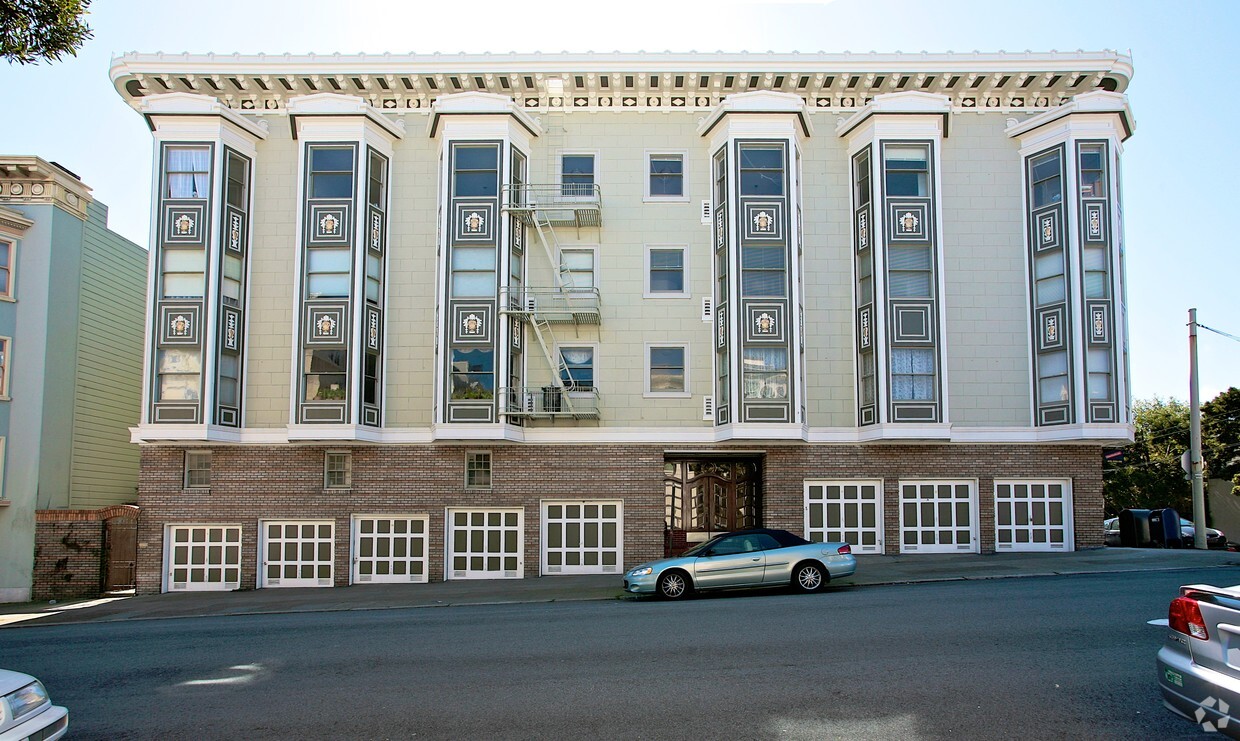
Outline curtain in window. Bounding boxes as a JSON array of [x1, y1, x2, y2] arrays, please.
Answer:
[[167, 148, 211, 199], [891, 348, 935, 401]]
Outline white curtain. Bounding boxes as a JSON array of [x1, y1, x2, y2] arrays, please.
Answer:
[[166, 147, 211, 198]]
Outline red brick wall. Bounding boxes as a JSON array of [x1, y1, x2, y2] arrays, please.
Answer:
[[135, 442, 1104, 594], [33, 521, 103, 601]]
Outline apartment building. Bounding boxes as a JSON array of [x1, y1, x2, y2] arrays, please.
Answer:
[[109, 51, 1135, 593]]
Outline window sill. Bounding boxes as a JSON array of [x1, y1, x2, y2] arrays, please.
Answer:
[[642, 292, 691, 300], [465, 486, 493, 493], [0, 499, 10, 507], [644, 392, 692, 399], [642, 196, 691, 204], [321, 487, 352, 495], [181, 487, 211, 494], [0, 395, 10, 402]]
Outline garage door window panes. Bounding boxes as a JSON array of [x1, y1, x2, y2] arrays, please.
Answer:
[[995, 481, 1071, 552], [449, 509, 523, 579], [354, 516, 429, 583], [899, 482, 977, 553], [262, 521, 334, 587], [543, 501, 622, 574], [805, 482, 882, 554], [167, 525, 241, 591]]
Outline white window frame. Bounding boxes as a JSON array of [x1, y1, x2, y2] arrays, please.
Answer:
[[644, 150, 689, 202], [0, 238, 15, 301], [558, 246, 598, 290], [557, 343, 598, 393], [644, 245, 689, 299], [558, 151, 598, 200], [465, 450, 492, 490], [644, 342, 691, 398], [993, 479, 1074, 552], [184, 449, 211, 490], [0, 336, 10, 400], [323, 450, 352, 490], [0, 438, 6, 501]]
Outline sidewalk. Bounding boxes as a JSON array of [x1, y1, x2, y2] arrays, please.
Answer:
[[3, 547, 1236, 628]]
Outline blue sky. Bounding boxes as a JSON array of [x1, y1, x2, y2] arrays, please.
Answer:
[[1, 0, 1236, 403]]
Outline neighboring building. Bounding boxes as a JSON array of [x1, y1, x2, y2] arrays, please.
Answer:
[[109, 50, 1136, 594], [0, 157, 147, 603]]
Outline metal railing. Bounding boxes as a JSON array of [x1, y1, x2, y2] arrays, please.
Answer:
[[501, 183, 602, 227], [500, 286, 601, 323], [499, 385, 601, 419]]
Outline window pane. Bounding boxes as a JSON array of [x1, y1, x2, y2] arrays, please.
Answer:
[[162, 273, 205, 298], [1035, 276, 1065, 304], [455, 172, 497, 197], [451, 272, 495, 297], [306, 248, 350, 273], [455, 146, 498, 171], [885, 171, 927, 197], [452, 247, 496, 270], [308, 273, 351, 298], [888, 245, 930, 271], [884, 145, 928, 170], [888, 271, 931, 298], [741, 271, 785, 297], [1084, 272, 1107, 298], [312, 148, 353, 172], [164, 248, 206, 271], [650, 250, 683, 270], [1035, 252, 1064, 280], [160, 374, 201, 401], [1039, 350, 1068, 377], [650, 270, 684, 292], [311, 173, 353, 199], [739, 147, 783, 170], [742, 246, 785, 270], [651, 347, 684, 368], [650, 157, 682, 174]]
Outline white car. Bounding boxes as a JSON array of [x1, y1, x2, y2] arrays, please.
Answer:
[[0, 669, 68, 741]]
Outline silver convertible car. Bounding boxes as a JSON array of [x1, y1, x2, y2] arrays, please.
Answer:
[[623, 528, 856, 599]]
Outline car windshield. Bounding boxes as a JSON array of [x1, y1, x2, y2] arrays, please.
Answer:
[[681, 535, 729, 557]]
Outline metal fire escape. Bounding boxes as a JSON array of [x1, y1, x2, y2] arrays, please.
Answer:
[[500, 183, 602, 420]]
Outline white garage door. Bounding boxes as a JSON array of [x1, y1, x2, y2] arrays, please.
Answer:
[[804, 481, 883, 554], [352, 516, 429, 584], [899, 481, 978, 553], [260, 520, 335, 588], [995, 481, 1073, 552], [541, 500, 623, 575], [165, 525, 242, 592], [447, 509, 523, 580]]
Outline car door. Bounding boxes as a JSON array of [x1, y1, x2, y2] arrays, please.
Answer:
[[693, 534, 766, 588]]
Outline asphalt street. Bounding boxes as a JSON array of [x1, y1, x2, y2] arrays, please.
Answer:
[[1, 567, 1229, 739]]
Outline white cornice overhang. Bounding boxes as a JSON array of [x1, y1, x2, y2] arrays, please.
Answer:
[[138, 92, 269, 140], [836, 90, 953, 139], [286, 92, 405, 140], [698, 90, 811, 139], [427, 91, 541, 138], [0, 205, 34, 233], [110, 50, 1133, 115], [1004, 90, 1135, 143]]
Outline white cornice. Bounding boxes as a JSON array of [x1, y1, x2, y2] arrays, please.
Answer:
[[698, 90, 811, 138], [0, 205, 34, 233], [139, 92, 269, 139], [287, 93, 405, 139], [836, 91, 953, 138], [1005, 90, 1135, 142], [427, 91, 541, 138]]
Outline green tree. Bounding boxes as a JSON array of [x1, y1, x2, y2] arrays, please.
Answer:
[[1103, 397, 1191, 516], [0, 0, 93, 65], [1203, 387, 1240, 494]]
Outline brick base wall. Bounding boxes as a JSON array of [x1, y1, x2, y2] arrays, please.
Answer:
[[33, 506, 141, 602], [135, 442, 1104, 594]]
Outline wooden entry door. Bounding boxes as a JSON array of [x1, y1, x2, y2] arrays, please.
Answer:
[[103, 518, 137, 592], [664, 460, 761, 555]]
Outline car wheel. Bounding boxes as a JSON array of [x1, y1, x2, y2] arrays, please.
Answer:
[[657, 571, 690, 600], [793, 562, 827, 593]]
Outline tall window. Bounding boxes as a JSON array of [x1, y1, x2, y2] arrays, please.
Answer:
[[1030, 150, 1062, 208], [742, 347, 787, 399], [0, 239, 12, 299], [0, 337, 9, 397], [165, 146, 210, 199], [466, 451, 492, 489], [324, 451, 352, 489], [561, 154, 595, 197], [648, 345, 687, 395], [883, 144, 928, 197], [741, 246, 785, 297], [647, 153, 685, 198], [560, 347, 594, 390], [647, 247, 686, 296], [184, 450, 211, 488]]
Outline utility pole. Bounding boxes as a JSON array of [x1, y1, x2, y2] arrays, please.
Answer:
[[1189, 308, 1207, 549]]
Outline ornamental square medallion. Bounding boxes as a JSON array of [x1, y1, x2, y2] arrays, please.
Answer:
[[158, 303, 201, 346], [1033, 207, 1062, 252], [453, 202, 495, 243], [366, 307, 382, 352], [887, 202, 930, 243], [303, 304, 347, 346], [716, 303, 728, 349], [225, 207, 246, 254], [222, 307, 241, 352], [891, 302, 934, 345], [452, 304, 492, 344], [859, 305, 872, 350], [742, 202, 784, 242], [308, 203, 351, 246], [745, 303, 785, 343], [715, 207, 727, 250], [1084, 202, 1107, 243], [856, 208, 870, 252], [1038, 306, 1066, 351], [162, 203, 207, 246], [368, 208, 385, 253], [1088, 302, 1111, 345]]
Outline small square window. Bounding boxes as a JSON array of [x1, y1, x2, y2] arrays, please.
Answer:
[[184, 450, 211, 489], [647, 345, 688, 396], [559, 248, 596, 289], [646, 247, 687, 297], [561, 154, 595, 197], [325, 451, 352, 489], [466, 452, 491, 489], [647, 153, 685, 199]]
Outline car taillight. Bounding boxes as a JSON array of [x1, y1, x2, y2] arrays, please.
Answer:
[[1169, 596, 1209, 640], [837, 544, 852, 555]]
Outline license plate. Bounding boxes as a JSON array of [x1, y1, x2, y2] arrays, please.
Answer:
[[1165, 668, 1184, 687]]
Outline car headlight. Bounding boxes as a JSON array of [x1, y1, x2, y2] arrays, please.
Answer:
[[5, 681, 49, 721], [629, 567, 653, 577]]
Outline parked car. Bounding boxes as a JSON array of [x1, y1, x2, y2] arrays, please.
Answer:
[[1103, 515, 1226, 549], [623, 528, 856, 599], [0, 669, 68, 741], [1158, 583, 1240, 737]]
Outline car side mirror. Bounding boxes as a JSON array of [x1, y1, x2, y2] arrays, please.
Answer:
[[703, 549, 716, 557]]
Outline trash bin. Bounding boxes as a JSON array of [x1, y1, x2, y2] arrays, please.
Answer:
[[1119, 509, 1153, 548], [1149, 508, 1183, 549], [542, 385, 562, 413]]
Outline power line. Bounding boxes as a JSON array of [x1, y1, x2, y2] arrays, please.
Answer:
[[1200, 323, 1240, 344]]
